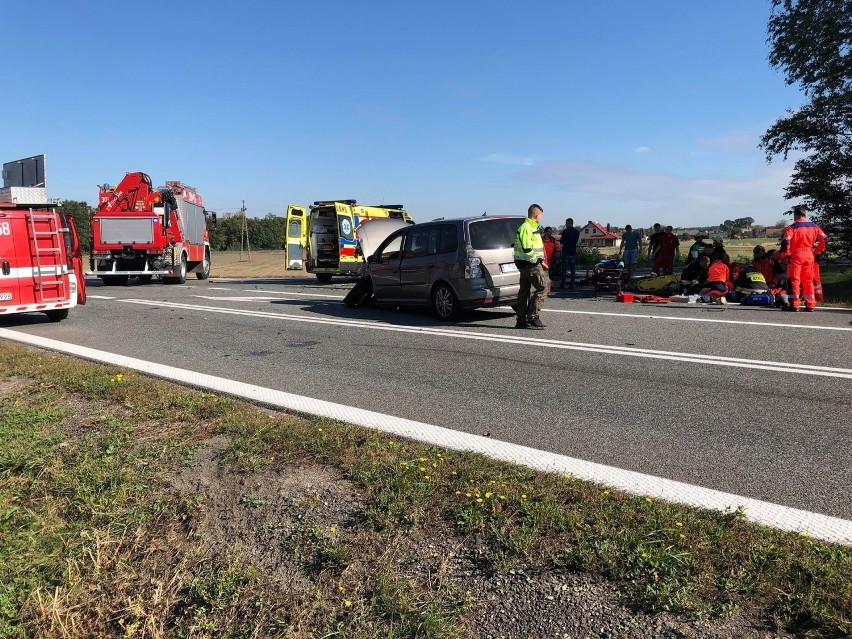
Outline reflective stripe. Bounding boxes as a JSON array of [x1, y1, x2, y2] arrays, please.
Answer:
[[513, 218, 544, 263], [1, 265, 68, 278], [0, 300, 72, 314]]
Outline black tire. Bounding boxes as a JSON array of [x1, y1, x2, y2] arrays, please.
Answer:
[[167, 253, 188, 284], [138, 274, 153, 283], [196, 248, 211, 280], [315, 273, 333, 284], [44, 309, 69, 322], [432, 283, 459, 320], [101, 275, 129, 286], [344, 278, 374, 308]]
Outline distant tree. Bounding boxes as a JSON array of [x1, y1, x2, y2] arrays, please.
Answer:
[[734, 216, 755, 230], [58, 200, 91, 250], [719, 220, 740, 239], [775, 218, 789, 229], [760, 0, 852, 257]]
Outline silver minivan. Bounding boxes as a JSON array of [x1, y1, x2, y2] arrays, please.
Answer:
[[346, 215, 524, 319]]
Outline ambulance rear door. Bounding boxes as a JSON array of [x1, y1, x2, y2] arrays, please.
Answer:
[[285, 205, 307, 269], [0, 212, 20, 308], [336, 202, 358, 271]]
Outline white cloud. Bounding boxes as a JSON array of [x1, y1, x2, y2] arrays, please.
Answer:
[[633, 146, 650, 154], [480, 153, 536, 167], [507, 159, 796, 227]]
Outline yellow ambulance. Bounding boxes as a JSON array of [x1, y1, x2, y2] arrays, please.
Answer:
[[285, 200, 413, 282]]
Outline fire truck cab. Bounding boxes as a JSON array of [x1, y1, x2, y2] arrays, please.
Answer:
[[0, 158, 86, 322], [286, 200, 413, 282]]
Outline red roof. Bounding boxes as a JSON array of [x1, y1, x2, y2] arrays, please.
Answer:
[[582, 220, 619, 239]]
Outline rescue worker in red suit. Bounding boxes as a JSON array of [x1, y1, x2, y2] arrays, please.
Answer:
[[652, 226, 680, 275], [779, 205, 827, 312]]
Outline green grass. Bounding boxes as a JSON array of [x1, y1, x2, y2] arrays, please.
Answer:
[[0, 345, 850, 638]]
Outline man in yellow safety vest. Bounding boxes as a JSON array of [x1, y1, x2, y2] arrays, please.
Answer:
[[513, 203, 547, 329]]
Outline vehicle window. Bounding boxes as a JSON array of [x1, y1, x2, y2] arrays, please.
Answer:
[[404, 226, 434, 259], [435, 224, 459, 254], [468, 218, 523, 250], [377, 233, 404, 261]]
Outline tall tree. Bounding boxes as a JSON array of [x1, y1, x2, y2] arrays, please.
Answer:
[[760, 0, 852, 257], [58, 200, 92, 250]]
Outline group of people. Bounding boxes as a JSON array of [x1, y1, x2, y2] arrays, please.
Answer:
[[619, 223, 682, 279], [679, 205, 828, 311], [511, 204, 829, 330]]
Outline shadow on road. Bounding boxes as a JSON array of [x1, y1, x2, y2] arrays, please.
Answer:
[[267, 297, 518, 330]]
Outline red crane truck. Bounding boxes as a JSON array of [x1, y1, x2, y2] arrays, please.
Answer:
[[0, 182, 87, 322], [89, 172, 212, 285]]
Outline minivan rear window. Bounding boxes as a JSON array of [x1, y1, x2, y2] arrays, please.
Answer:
[[468, 218, 524, 250]]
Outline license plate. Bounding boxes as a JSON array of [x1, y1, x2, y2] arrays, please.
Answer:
[[0, 292, 12, 301], [500, 262, 518, 273]]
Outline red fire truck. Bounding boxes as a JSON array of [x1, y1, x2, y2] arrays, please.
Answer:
[[0, 187, 87, 322], [89, 172, 212, 285]]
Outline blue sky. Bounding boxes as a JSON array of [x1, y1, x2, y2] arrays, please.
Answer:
[[3, 1, 803, 228]]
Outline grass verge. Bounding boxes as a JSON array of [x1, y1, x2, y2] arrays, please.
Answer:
[[0, 345, 849, 638]]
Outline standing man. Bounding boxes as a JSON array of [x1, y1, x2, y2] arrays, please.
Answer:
[[653, 226, 680, 275], [779, 205, 828, 312], [647, 223, 663, 261], [559, 217, 580, 289], [513, 204, 548, 329], [618, 224, 642, 280]]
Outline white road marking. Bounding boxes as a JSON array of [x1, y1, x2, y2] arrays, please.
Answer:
[[0, 327, 848, 544], [210, 283, 852, 331], [242, 288, 346, 299], [120, 298, 852, 379], [544, 307, 852, 332], [194, 295, 282, 302], [87, 295, 116, 300]]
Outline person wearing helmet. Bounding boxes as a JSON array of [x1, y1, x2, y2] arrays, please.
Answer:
[[685, 234, 711, 266]]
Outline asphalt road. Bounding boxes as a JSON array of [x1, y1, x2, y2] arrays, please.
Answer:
[[2, 276, 850, 521]]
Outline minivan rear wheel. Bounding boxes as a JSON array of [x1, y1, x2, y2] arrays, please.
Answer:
[[432, 283, 459, 320]]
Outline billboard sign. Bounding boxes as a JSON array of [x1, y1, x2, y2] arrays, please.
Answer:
[[2, 154, 46, 188]]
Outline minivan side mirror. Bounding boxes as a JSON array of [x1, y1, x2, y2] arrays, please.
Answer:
[[366, 254, 377, 264]]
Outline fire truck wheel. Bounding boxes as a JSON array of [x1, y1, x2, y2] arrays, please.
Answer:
[[101, 275, 129, 286], [196, 248, 211, 280], [315, 273, 333, 284], [169, 253, 188, 284], [44, 309, 69, 322], [432, 283, 460, 320]]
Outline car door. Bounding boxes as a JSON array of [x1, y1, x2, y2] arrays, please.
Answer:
[[285, 205, 307, 269], [399, 224, 438, 303], [368, 230, 406, 303]]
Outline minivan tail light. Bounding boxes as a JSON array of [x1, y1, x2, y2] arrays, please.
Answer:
[[465, 255, 482, 279]]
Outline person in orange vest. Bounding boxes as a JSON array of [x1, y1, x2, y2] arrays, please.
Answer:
[[700, 253, 732, 303], [779, 205, 828, 312]]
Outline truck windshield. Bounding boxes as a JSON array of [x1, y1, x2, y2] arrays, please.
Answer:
[[468, 218, 524, 250]]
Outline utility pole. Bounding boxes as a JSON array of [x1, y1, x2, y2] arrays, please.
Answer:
[[239, 200, 251, 262]]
